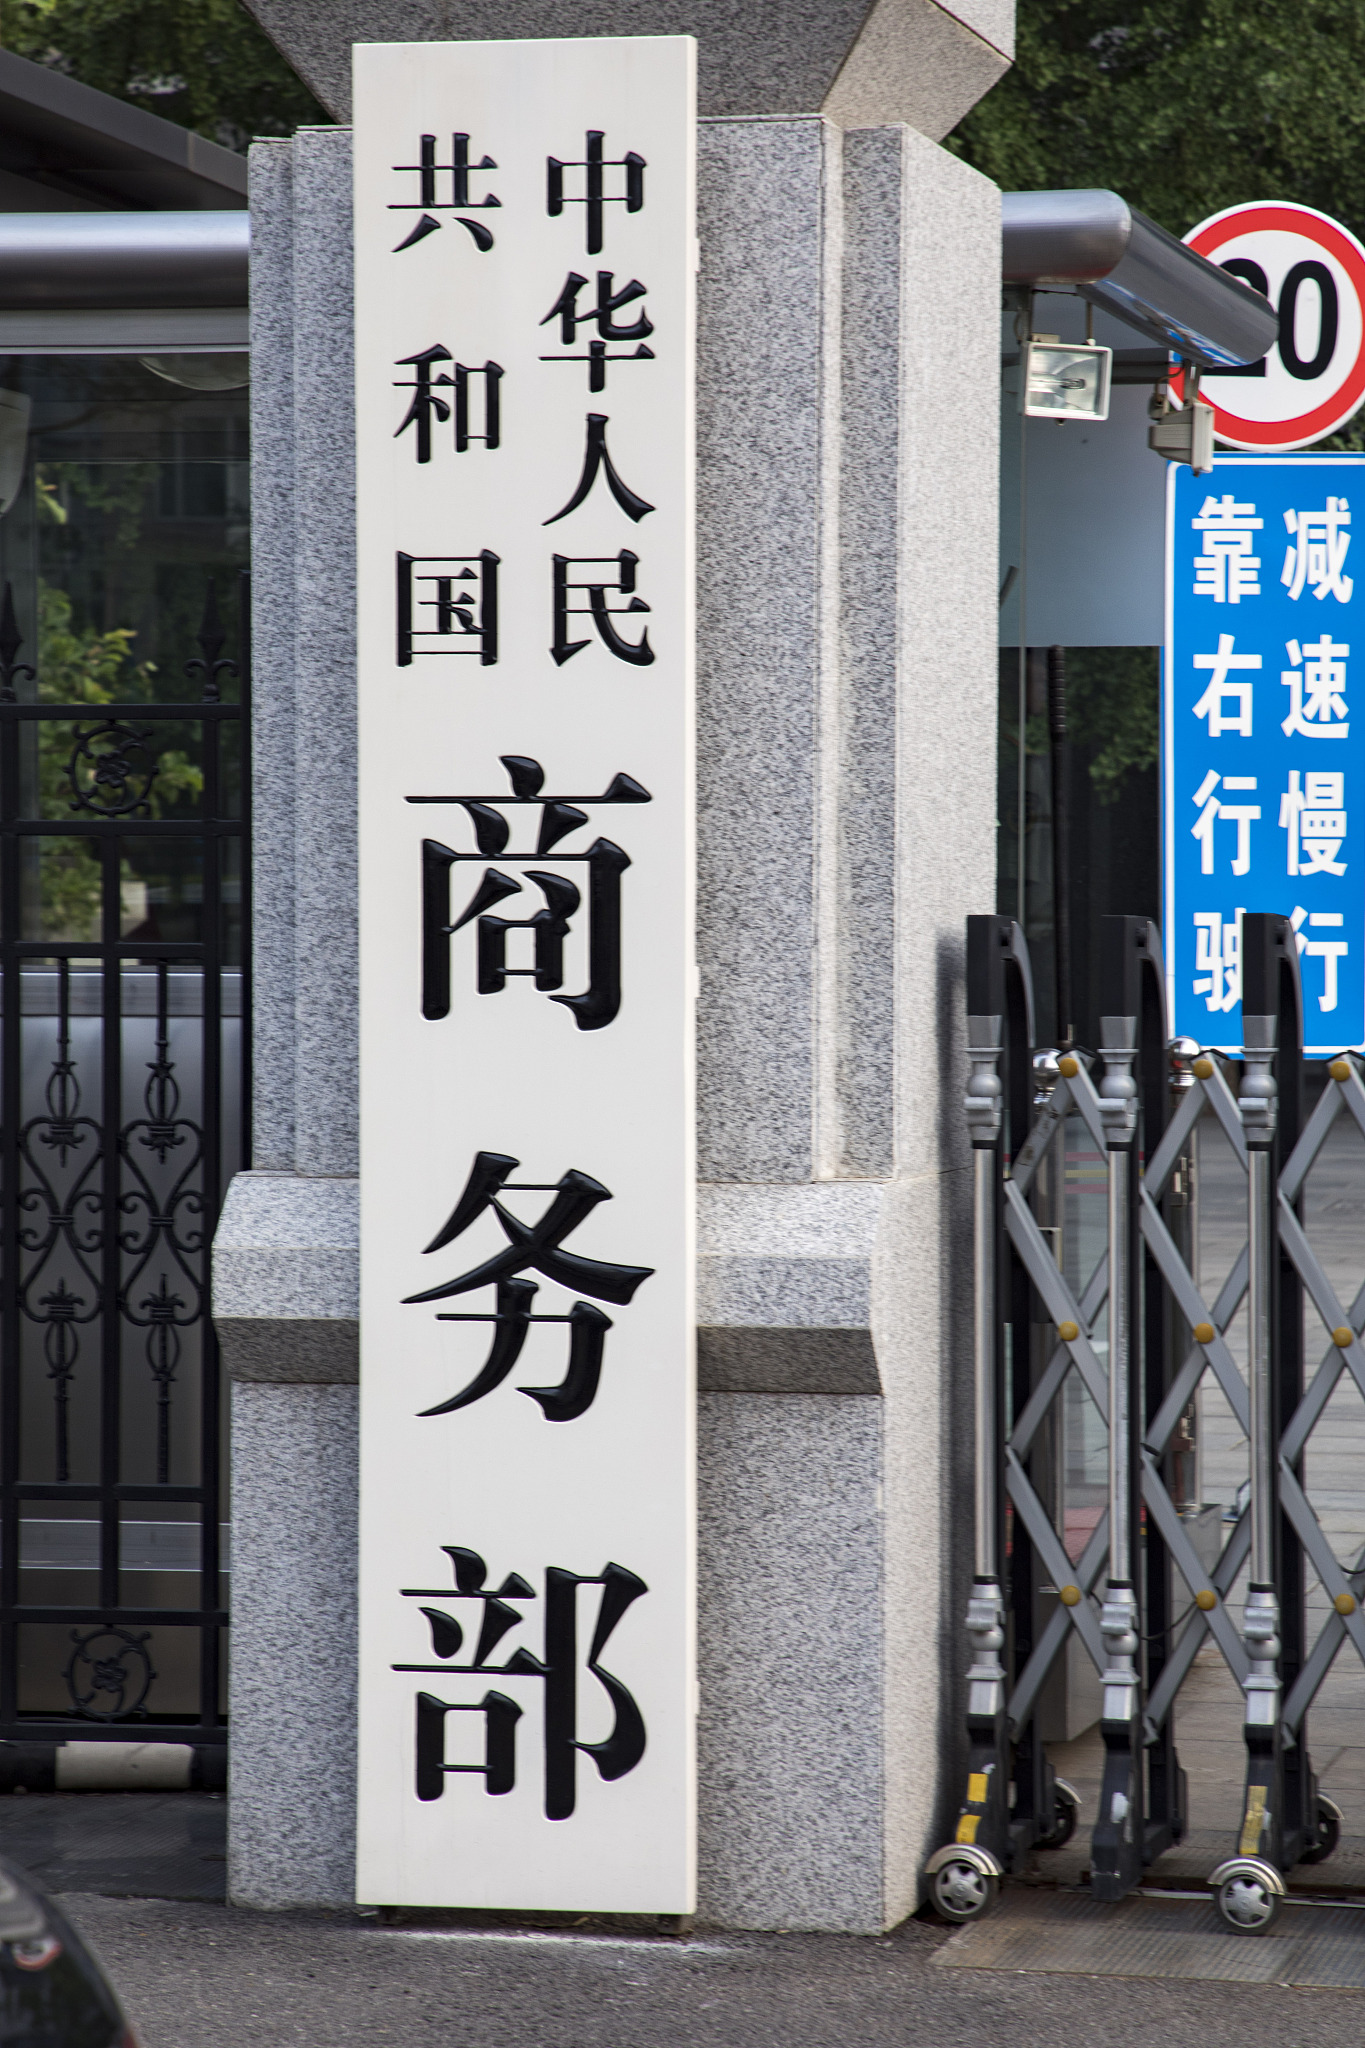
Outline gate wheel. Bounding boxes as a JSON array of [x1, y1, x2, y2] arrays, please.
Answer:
[[1215, 1869, 1282, 1934], [930, 1857, 998, 1924], [1299, 1794, 1342, 1866]]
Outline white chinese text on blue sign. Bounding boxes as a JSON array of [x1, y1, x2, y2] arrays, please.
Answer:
[[1165, 454, 1365, 1055]]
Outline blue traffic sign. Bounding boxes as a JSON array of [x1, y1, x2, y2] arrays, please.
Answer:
[[1164, 453, 1365, 1055]]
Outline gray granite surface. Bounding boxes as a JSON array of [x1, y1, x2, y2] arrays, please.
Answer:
[[697, 1391, 884, 1931], [229, 1384, 359, 1908], [247, 140, 297, 1174], [696, 118, 830, 1183], [241, 0, 1013, 127], [291, 126, 359, 1179], [823, 0, 1010, 141]]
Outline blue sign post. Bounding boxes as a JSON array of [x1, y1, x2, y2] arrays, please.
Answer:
[[1165, 453, 1365, 1055]]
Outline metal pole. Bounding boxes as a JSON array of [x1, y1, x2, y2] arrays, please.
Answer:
[[973, 1143, 998, 1583], [1047, 647, 1072, 1051], [1240, 1014, 1281, 1727]]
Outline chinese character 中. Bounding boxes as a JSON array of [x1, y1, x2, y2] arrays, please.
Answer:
[[1192, 633, 1260, 738], [401, 1151, 655, 1421], [1192, 770, 1259, 875], [394, 1544, 648, 1819], [552, 551, 654, 667], [544, 414, 654, 526], [410, 752, 651, 1027], [1281, 635, 1350, 739], [1192, 494, 1262, 605], [397, 551, 499, 666], [391, 133, 500, 252], [1193, 909, 1242, 1013], [540, 272, 655, 393], [548, 131, 645, 255], [1291, 906, 1349, 1013], [394, 350, 502, 462], [1280, 770, 1347, 876], [1282, 499, 1352, 603]]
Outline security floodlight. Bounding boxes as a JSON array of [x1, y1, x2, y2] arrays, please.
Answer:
[[1020, 339, 1113, 421], [1148, 397, 1215, 475]]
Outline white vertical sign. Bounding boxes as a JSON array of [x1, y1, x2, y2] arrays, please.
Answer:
[[353, 36, 696, 1913]]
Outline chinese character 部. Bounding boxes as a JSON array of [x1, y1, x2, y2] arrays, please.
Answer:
[[393, 1544, 648, 1819]]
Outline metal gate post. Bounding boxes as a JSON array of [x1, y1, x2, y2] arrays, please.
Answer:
[[1089, 916, 1171, 1899], [926, 915, 1050, 1924], [1212, 912, 1315, 1933]]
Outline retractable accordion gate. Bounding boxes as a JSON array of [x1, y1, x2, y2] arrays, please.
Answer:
[[926, 910, 1364, 1934]]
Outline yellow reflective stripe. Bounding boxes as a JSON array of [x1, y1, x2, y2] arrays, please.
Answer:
[[955, 1813, 981, 1844], [967, 1772, 989, 1805], [1239, 1784, 1267, 1857]]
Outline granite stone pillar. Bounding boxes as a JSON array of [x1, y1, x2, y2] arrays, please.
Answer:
[[214, 12, 1006, 1927]]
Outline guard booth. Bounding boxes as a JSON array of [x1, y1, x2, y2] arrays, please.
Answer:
[[0, 50, 248, 1777]]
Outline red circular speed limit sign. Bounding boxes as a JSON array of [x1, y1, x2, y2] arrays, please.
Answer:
[[1181, 201, 1365, 450]]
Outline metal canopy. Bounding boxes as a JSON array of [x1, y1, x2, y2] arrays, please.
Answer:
[[0, 46, 246, 213], [1003, 188, 1278, 370], [0, 213, 248, 311]]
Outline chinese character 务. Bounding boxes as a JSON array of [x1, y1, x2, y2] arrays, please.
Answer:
[[1192, 633, 1260, 738], [1192, 494, 1262, 605], [552, 552, 654, 667], [1282, 498, 1352, 603], [1192, 770, 1259, 875], [1281, 635, 1350, 739], [391, 133, 501, 252], [540, 273, 655, 393], [1291, 906, 1349, 1013], [394, 350, 502, 462], [397, 551, 499, 666], [401, 1153, 654, 1421], [396, 1546, 648, 1820], [1281, 770, 1347, 876], [410, 752, 651, 1027], [544, 414, 654, 526], [548, 131, 645, 254]]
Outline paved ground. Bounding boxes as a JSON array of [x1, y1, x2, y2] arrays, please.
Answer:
[[47, 1889, 1365, 2048]]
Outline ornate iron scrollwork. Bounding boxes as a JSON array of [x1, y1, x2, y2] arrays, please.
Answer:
[[18, 964, 103, 1484], [183, 578, 239, 702], [64, 1627, 156, 1721], [65, 718, 158, 818], [118, 963, 204, 1485]]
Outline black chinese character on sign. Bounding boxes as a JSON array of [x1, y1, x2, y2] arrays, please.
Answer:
[[397, 551, 499, 666], [395, 1545, 648, 1819], [552, 552, 654, 667], [402, 1151, 654, 1421], [395, 350, 502, 462], [545, 415, 654, 526], [539, 273, 654, 393], [410, 752, 650, 1025], [391, 133, 501, 252], [547, 131, 645, 255]]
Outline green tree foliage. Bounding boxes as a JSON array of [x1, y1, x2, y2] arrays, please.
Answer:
[[0, 0, 325, 150], [954, 3, 1365, 802], [947, 0, 1365, 243]]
